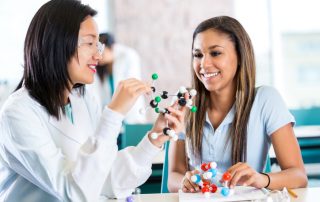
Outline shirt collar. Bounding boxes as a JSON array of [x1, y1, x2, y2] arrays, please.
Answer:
[[205, 103, 236, 126]]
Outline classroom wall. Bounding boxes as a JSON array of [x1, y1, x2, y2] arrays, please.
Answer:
[[112, 0, 234, 121]]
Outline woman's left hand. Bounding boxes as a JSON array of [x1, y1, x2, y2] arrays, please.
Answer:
[[227, 162, 269, 189], [148, 100, 187, 148]]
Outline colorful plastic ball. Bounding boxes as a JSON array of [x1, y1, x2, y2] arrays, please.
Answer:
[[201, 186, 210, 194], [149, 100, 158, 108], [210, 184, 218, 193], [152, 73, 158, 80], [191, 106, 197, 112], [155, 107, 159, 113], [191, 174, 201, 184], [201, 163, 209, 171], [221, 187, 230, 196], [126, 195, 134, 202], [222, 172, 231, 181], [155, 96, 161, 103], [209, 162, 217, 169], [151, 86, 156, 92], [209, 168, 217, 177]]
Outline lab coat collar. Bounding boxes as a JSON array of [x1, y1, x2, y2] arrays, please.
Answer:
[[49, 90, 93, 145]]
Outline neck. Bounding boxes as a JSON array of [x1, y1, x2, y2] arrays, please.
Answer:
[[64, 86, 72, 105], [209, 82, 236, 114]]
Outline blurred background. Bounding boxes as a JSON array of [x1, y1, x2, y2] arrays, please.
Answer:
[[1, 0, 320, 110], [0, 0, 319, 193]]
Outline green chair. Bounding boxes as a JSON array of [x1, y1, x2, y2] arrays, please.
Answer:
[[264, 155, 271, 173], [290, 107, 320, 164], [290, 107, 320, 126], [121, 123, 153, 149]]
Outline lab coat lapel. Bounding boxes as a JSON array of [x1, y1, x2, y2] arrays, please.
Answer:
[[48, 91, 92, 145], [69, 91, 94, 142]]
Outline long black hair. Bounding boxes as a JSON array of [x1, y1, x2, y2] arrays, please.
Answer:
[[16, 0, 97, 119]]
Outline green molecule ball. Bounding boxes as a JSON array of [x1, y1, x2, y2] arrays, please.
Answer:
[[152, 73, 158, 80], [191, 106, 197, 113], [155, 96, 161, 103], [155, 107, 160, 113]]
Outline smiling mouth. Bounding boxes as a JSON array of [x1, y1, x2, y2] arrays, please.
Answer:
[[88, 65, 96, 73], [201, 71, 220, 78]]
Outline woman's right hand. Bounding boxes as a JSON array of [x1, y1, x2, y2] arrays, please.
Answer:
[[181, 170, 201, 193], [108, 78, 151, 115]]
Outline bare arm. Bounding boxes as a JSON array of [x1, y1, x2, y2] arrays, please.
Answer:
[[228, 123, 308, 189], [167, 139, 188, 192], [268, 123, 308, 189]]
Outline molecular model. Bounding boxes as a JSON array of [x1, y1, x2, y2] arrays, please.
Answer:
[[190, 162, 235, 198], [141, 73, 198, 141]]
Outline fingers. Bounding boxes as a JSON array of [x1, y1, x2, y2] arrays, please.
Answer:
[[229, 167, 252, 188], [182, 172, 200, 193], [164, 113, 181, 129], [118, 79, 151, 96], [167, 106, 184, 122], [227, 162, 257, 188]]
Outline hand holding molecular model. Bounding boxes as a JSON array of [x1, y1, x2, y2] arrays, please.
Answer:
[[185, 162, 235, 198], [141, 73, 197, 144]]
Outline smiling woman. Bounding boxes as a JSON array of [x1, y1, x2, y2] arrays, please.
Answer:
[[167, 16, 307, 193], [0, 0, 184, 201], [68, 16, 103, 85]]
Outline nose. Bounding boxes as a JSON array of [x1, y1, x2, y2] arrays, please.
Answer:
[[200, 55, 213, 69], [93, 51, 102, 61]]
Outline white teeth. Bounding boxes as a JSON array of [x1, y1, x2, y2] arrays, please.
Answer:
[[203, 72, 220, 78], [88, 65, 96, 70]]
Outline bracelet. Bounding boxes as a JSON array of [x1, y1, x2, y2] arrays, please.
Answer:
[[259, 172, 270, 188]]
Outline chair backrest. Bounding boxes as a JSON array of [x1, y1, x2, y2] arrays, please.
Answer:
[[122, 123, 153, 149], [264, 155, 271, 173], [161, 141, 170, 193], [290, 107, 320, 126]]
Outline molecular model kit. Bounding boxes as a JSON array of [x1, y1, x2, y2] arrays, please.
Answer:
[[191, 161, 234, 198], [140, 73, 198, 141]]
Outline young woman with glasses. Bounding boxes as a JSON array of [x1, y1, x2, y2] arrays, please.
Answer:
[[0, 0, 185, 201]]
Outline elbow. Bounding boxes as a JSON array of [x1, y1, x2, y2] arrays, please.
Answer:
[[167, 179, 178, 193], [296, 167, 308, 188], [300, 172, 308, 188], [167, 173, 180, 193]]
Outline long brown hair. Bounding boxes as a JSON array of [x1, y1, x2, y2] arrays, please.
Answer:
[[186, 16, 256, 165]]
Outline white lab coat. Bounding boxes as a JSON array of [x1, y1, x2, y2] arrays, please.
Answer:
[[0, 87, 160, 202], [88, 44, 146, 124]]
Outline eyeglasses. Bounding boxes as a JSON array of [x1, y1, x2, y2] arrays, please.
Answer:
[[78, 38, 105, 56]]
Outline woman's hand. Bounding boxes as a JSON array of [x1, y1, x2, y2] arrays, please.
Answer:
[[181, 170, 201, 193], [148, 98, 188, 148], [227, 162, 269, 189], [108, 78, 151, 115]]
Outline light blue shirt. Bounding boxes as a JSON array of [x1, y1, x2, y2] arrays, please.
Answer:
[[180, 86, 295, 173]]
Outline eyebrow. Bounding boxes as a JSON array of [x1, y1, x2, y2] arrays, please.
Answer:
[[80, 34, 98, 39], [193, 45, 223, 51]]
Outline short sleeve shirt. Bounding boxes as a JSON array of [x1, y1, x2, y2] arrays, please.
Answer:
[[179, 86, 295, 172]]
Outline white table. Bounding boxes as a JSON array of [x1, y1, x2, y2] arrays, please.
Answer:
[[102, 187, 320, 202]]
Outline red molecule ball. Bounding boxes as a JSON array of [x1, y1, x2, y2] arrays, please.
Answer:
[[222, 172, 231, 181], [201, 163, 209, 171], [202, 181, 210, 187], [201, 186, 210, 193], [209, 184, 218, 193]]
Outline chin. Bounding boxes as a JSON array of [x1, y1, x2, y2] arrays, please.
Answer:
[[79, 77, 94, 85], [204, 84, 221, 92]]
